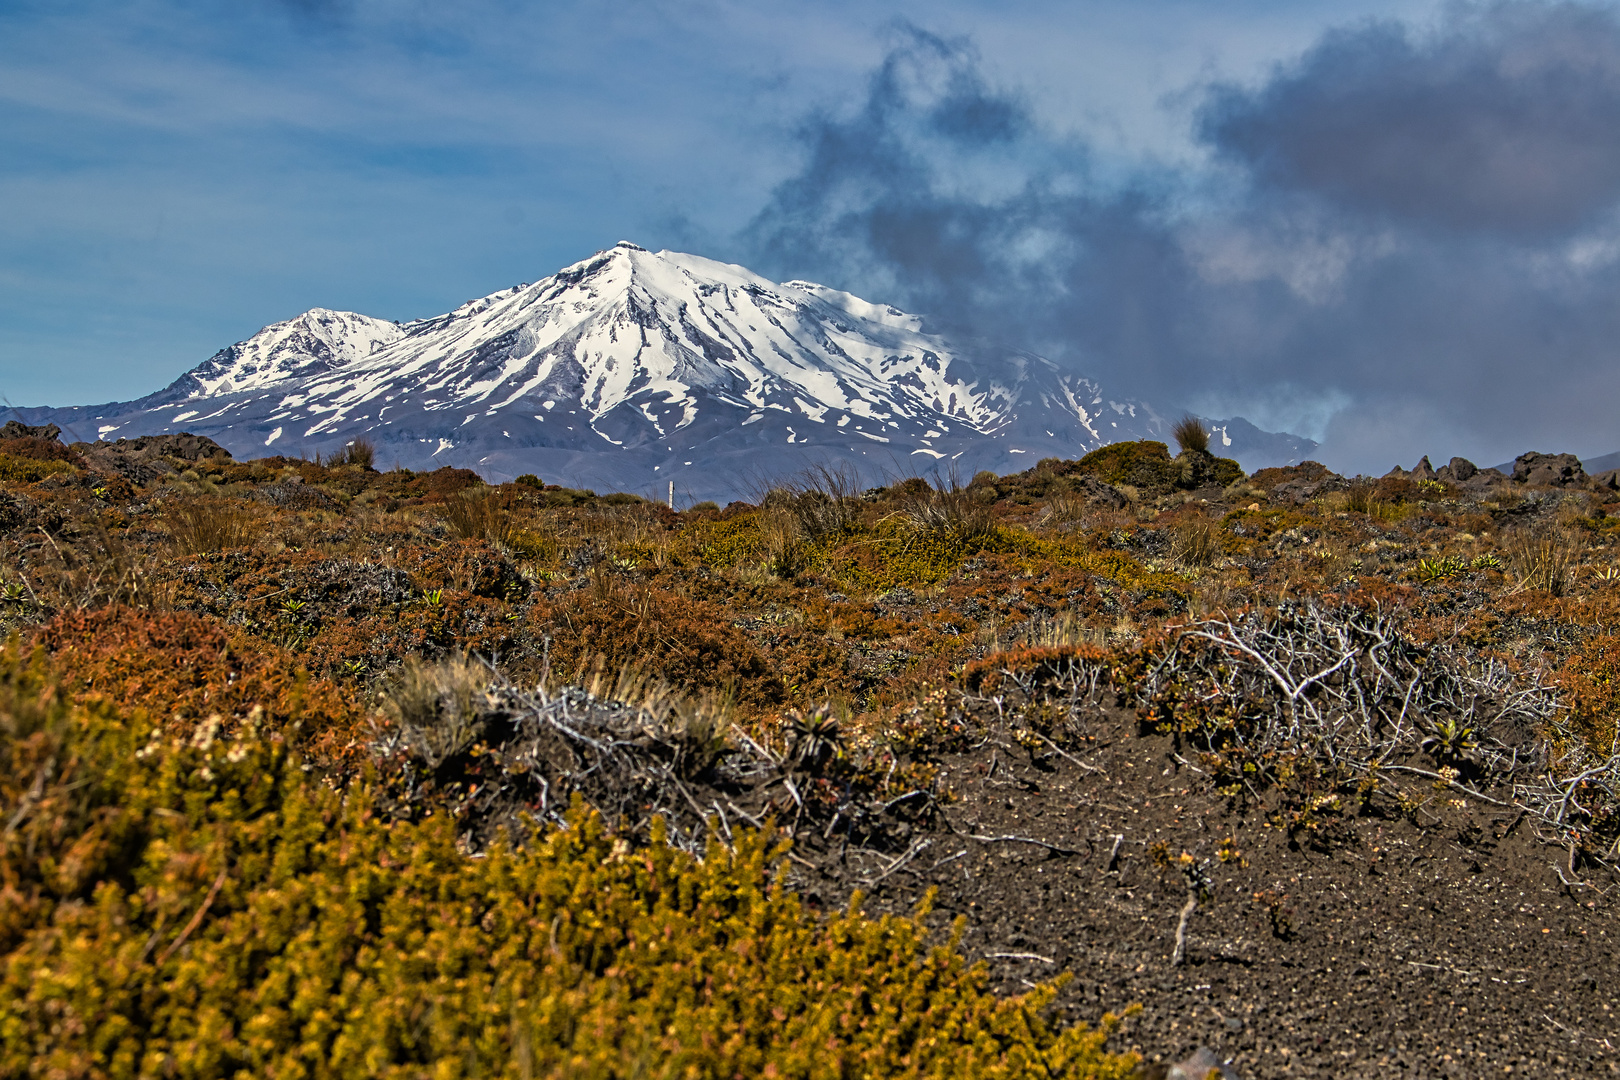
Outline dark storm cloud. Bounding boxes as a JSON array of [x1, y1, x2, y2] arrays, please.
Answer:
[[1200, 3, 1620, 237], [744, 7, 1620, 473]]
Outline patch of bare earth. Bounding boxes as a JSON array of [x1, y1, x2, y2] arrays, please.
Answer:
[[787, 700, 1620, 1078]]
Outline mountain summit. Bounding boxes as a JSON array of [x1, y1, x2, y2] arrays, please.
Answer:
[[15, 243, 1312, 500]]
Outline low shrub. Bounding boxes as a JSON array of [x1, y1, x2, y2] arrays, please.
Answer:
[[0, 454, 78, 485], [825, 517, 1010, 592], [1249, 461, 1333, 491], [1074, 440, 1179, 494], [0, 657, 1140, 1080], [531, 587, 784, 706], [0, 436, 80, 464], [1557, 633, 1620, 760], [29, 607, 364, 766]]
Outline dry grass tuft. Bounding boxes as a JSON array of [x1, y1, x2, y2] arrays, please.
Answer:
[[381, 655, 492, 768], [165, 497, 258, 554], [1171, 415, 1210, 455], [1016, 612, 1108, 649], [769, 461, 863, 541], [442, 486, 518, 545], [896, 473, 997, 544], [581, 659, 736, 774], [1171, 514, 1222, 568], [1507, 529, 1583, 597], [337, 437, 376, 468]]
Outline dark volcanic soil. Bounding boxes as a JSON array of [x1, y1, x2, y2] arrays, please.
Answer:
[[787, 699, 1620, 1078]]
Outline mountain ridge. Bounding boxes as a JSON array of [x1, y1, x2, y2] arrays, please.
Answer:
[[11, 242, 1315, 500]]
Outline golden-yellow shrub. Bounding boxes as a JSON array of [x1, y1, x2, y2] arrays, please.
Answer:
[[0, 648, 1139, 1080]]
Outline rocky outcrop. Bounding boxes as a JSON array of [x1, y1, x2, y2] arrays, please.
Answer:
[[1434, 456, 1472, 482], [0, 421, 62, 442], [1512, 452, 1585, 487], [1252, 460, 1344, 504], [72, 432, 233, 484]]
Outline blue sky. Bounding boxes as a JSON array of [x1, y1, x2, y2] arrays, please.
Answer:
[[8, 0, 1620, 472]]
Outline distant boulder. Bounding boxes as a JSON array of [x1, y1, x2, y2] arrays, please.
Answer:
[[1512, 452, 1585, 487], [1139, 1046, 1241, 1080], [0, 421, 62, 442], [103, 432, 231, 463], [74, 431, 233, 484], [1592, 468, 1620, 491], [1250, 460, 1335, 489], [1434, 456, 1505, 488], [1411, 455, 1437, 480], [1249, 460, 1343, 504], [1435, 456, 1474, 482]]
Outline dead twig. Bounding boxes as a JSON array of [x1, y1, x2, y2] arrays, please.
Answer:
[[968, 833, 1081, 857], [862, 838, 931, 888], [1380, 764, 1516, 808], [1171, 894, 1198, 967], [986, 952, 1055, 963], [156, 867, 227, 966]]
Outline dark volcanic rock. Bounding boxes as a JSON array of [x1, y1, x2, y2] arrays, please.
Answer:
[[1512, 451, 1585, 487], [0, 421, 61, 442], [116, 432, 233, 463], [1075, 473, 1129, 509], [1410, 455, 1436, 480], [73, 432, 233, 484], [1257, 460, 1345, 504], [1435, 456, 1476, 482]]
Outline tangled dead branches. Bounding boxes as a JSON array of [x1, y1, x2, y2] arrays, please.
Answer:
[[370, 660, 936, 857], [984, 601, 1620, 863]]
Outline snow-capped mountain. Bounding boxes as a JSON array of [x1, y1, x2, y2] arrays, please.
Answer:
[[12, 243, 1313, 501]]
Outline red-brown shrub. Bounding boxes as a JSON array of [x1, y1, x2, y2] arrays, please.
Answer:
[[29, 607, 364, 765]]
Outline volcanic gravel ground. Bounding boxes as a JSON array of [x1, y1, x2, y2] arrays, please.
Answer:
[[788, 703, 1620, 1077]]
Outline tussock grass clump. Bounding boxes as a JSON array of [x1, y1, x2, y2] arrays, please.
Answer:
[[1171, 513, 1223, 568], [1508, 529, 1583, 596], [164, 496, 258, 553], [895, 476, 997, 545], [1172, 414, 1210, 454], [336, 436, 375, 468], [381, 654, 492, 768], [441, 484, 518, 545], [786, 461, 863, 540]]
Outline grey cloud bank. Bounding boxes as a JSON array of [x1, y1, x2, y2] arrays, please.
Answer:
[[740, 7, 1620, 475], [1203, 2, 1620, 237]]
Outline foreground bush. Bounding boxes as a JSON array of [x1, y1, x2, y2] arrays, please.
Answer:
[[0, 650, 1138, 1080]]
